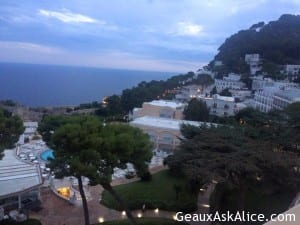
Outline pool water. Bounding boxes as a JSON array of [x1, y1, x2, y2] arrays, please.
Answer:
[[40, 150, 54, 161]]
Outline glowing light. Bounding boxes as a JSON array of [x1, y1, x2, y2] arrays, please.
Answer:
[[199, 188, 205, 192], [173, 214, 177, 220], [122, 211, 126, 216], [154, 208, 159, 214], [201, 204, 210, 208], [137, 213, 142, 218], [98, 217, 104, 223]]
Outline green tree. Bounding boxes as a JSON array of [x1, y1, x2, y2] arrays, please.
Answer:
[[210, 86, 217, 95], [183, 98, 209, 122], [95, 124, 153, 225], [48, 116, 152, 225], [0, 108, 24, 158], [219, 88, 232, 97], [167, 124, 300, 210]]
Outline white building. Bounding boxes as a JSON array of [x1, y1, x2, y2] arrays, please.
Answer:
[[0, 150, 42, 212], [215, 73, 245, 92], [245, 53, 262, 75], [175, 85, 203, 102], [255, 87, 300, 112], [252, 76, 298, 91], [273, 89, 300, 111], [132, 100, 185, 120], [254, 87, 278, 112], [198, 94, 247, 117], [229, 89, 252, 101], [130, 116, 215, 151], [23, 121, 38, 138], [284, 64, 300, 75]]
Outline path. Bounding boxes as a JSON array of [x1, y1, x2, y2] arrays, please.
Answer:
[[188, 183, 216, 225], [31, 166, 215, 225]]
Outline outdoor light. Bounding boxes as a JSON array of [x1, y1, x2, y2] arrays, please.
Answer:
[[173, 214, 177, 220], [199, 188, 205, 192], [137, 213, 142, 218], [98, 217, 104, 223], [201, 204, 210, 208], [122, 211, 126, 216], [154, 208, 159, 213]]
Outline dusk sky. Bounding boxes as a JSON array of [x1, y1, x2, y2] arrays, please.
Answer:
[[0, 0, 299, 72]]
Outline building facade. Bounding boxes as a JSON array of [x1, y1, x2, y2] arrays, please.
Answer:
[[0, 150, 42, 214], [245, 53, 262, 75], [132, 100, 185, 120], [215, 73, 245, 92], [198, 94, 247, 117], [130, 116, 215, 152], [255, 87, 300, 112]]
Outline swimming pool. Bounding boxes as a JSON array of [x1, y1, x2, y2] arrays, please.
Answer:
[[40, 149, 54, 161]]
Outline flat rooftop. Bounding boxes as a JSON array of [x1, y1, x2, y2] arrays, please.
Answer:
[[0, 149, 42, 198], [145, 100, 185, 109], [24, 121, 38, 128], [130, 116, 215, 131]]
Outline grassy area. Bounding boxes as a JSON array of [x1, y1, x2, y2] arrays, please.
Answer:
[[0, 219, 42, 225], [101, 170, 197, 212], [95, 218, 188, 225]]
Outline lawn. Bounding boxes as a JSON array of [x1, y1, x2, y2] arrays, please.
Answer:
[[95, 218, 188, 225], [101, 170, 197, 212]]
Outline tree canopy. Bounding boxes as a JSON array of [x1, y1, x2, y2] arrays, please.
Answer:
[[43, 115, 153, 225], [183, 98, 209, 122], [0, 108, 24, 159], [167, 105, 300, 210], [210, 14, 300, 77]]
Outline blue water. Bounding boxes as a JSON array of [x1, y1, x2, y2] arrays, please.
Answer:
[[0, 63, 174, 106], [40, 149, 54, 161]]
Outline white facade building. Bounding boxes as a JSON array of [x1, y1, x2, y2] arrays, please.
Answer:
[[175, 85, 203, 102], [245, 54, 262, 75], [255, 87, 300, 112], [229, 89, 252, 101], [132, 100, 185, 120], [0, 149, 42, 211], [215, 73, 245, 92], [285, 64, 300, 75], [130, 116, 215, 151], [198, 94, 247, 117], [273, 89, 300, 111], [252, 76, 297, 91], [23, 121, 38, 138]]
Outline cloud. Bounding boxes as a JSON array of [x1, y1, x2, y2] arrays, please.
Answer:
[[0, 41, 64, 54], [171, 22, 204, 37], [0, 41, 201, 72], [38, 9, 99, 24]]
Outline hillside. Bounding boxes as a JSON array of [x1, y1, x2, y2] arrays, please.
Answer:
[[210, 14, 300, 74]]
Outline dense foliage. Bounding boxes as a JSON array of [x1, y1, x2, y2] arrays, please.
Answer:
[[183, 98, 209, 122], [96, 72, 213, 117], [167, 104, 300, 212], [210, 14, 300, 75], [40, 115, 153, 225], [0, 108, 24, 158]]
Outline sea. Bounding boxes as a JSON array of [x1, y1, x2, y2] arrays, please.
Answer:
[[0, 63, 175, 107]]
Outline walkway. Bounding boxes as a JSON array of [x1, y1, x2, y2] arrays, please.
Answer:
[[31, 166, 215, 225], [188, 183, 216, 225]]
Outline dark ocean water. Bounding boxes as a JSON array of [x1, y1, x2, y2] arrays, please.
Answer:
[[0, 63, 174, 107]]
